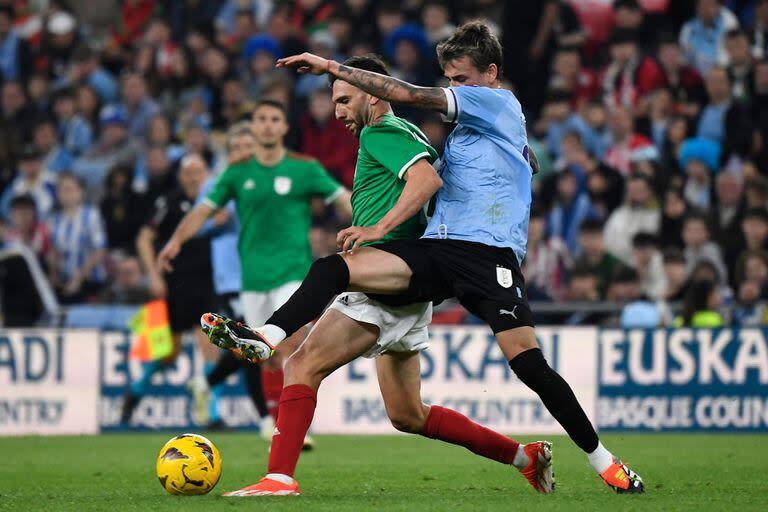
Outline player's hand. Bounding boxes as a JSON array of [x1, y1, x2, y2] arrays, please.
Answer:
[[149, 273, 167, 298], [275, 52, 331, 75], [211, 209, 230, 227], [337, 224, 386, 254], [157, 239, 181, 273]]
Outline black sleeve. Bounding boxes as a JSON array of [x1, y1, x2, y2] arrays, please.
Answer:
[[725, 102, 754, 159]]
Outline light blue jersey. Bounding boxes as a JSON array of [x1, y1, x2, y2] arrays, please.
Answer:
[[198, 177, 242, 295], [423, 86, 533, 263]]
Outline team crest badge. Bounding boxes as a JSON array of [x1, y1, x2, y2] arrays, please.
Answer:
[[496, 266, 513, 288], [243, 179, 255, 190], [274, 176, 292, 195]]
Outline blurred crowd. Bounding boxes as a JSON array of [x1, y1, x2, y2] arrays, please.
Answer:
[[2, 0, 768, 328]]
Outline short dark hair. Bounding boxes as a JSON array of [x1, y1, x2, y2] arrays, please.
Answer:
[[10, 194, 36, 211], [253, 98, 288, 117], [744, 207, 768, 223], [612, 265, 639, 284], [632, 232, 658, 248], [57, 171, 85, 190], [662, 248, 686, 264], [329, 54, 390, 86], [436, 21, 503, 74], [684, 211, 709, 227], [725, 28, 748, 40], [580, 218, 605, 233]]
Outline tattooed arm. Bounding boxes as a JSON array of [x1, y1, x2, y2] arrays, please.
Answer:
[[276, 52, 448, 113]]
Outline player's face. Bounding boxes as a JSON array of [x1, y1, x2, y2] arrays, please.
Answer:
[[332, 79, 369, 138], [442, 56, 497, 87], [251, 105, 288, 148], [179, 160, 207, 195], [228, 133, 257, 161]]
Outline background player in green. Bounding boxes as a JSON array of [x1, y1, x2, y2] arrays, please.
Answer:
[[202, 55, 553, 498], [157, 99, 351, 438]]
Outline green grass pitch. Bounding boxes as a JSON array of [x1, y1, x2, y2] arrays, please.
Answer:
[[1, 433, 766, 511]]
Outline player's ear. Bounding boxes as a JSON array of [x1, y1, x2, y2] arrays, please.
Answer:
[[368, 94, 380, 106], [485, 63, 499, 83]]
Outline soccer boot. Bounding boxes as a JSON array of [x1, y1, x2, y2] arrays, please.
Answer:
[[222, 477, 300, 496], [600, 457, 645, 494], [200, 313, 275, 363], [519, 441, 554, 494]]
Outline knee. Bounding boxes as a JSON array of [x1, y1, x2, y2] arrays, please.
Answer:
[[309, 254, 349, 290], [283, 344, 326, 386], [388, 406, 428, 434]]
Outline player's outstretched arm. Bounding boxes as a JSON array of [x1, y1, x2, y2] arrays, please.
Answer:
[[276, 53, 447, 113]]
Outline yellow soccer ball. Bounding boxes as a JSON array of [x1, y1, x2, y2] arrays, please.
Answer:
[[156, 433, 222, 495]]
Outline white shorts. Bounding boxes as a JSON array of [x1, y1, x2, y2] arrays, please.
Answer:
[[327, 292, 432, 358], [240, 282, 302, 327]]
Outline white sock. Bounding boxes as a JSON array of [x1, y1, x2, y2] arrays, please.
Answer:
[[259, 324, 287, 346], [587, 442, 614, 474], [512, 445, 529, 469], [265, 473, 294, 485]]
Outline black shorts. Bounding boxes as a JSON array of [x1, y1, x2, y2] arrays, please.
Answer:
[[166, 275, 214, 333], [370, 238, 534, 333]]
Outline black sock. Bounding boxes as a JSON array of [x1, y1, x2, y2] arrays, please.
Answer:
[[267, 254, 350, 336], [206, 351, 243, 387], [509, 348, 599, 453], [243, 362, 269, 418]]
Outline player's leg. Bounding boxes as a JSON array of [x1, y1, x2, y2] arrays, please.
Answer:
[[202, 247, 413, 360], [222, 309, 379, 497], [376, 351, 553, 493], [490, 317, 644, 493]]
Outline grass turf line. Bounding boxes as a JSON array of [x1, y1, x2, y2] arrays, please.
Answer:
[[0, 433, 766, 511]]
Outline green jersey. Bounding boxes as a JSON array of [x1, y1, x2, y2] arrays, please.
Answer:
[[204, 152, 342, 291], [354, 114, 438, 244]]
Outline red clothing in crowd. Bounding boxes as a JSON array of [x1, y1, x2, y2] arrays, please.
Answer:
[[300, 114, 358, 190], [602, 56, 666, 108]]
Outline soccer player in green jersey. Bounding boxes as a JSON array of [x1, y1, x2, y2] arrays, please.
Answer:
[[202, 55, 552, 497], [157, 99, 352, 437]]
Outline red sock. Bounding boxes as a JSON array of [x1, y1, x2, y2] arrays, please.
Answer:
[[261, 367, 284, 421], [422, 405, 520, 464], [267, 384, 316, 477]]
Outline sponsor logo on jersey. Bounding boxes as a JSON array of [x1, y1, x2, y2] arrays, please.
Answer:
[[243, 179, 256, 190], [274, 176, 292, 195], [496, 266, 513, 288]]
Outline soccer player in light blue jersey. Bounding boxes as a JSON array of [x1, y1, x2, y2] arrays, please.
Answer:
[[206, 21, 644, 494]]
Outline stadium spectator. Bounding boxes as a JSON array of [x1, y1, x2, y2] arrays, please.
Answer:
[[300, 87, 358, 189], [711, 171, 746, 271], [662, 248, 689, 300], [679, 137, 721, 210], [564, 264, 600, 301], [697, 66, 753, 158], [52, 87, 94, 158], [659, 187, 689, 249], [575, 218, 621, 297], [524, 206, 571, 301], [603, 106, 658, 175], [57, 44, 119, 104], [656, 35, 706, 118], [601, 28, 666, 109], [98, 253, 152, 305], [422, 1, 456, 45], [1, 194, 53, 268], [32, 117, 74, 174], [679, 0, 740, 75], [49, 172, 108, 303], [0, 5, 33, 83], [740, 208, 768, 260], [72, 105, 141, 200], [0, 80, 33, 172], [100, 165, 148, 253], [548, 45, 600, 109], [675, 278, 725, 326], [119, 71, 161, 138], [631, 232, 667, 300], [604, 174, 660, 263], [0, 144, 57, 221], [547, 168, 599, 252], [682, 211, 728, 282], [724, 28, 754, 100]]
